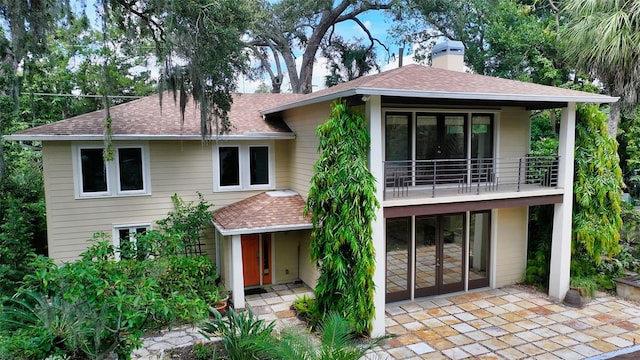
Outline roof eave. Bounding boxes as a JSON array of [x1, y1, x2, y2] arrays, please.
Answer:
[[4, 132, 297, 142], [262, 87, 619, 114], [213, 222, 312, 236]]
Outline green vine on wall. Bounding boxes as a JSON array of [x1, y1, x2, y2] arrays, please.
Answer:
[[304, 100, 379, 336], [573, 104, 624, 268]]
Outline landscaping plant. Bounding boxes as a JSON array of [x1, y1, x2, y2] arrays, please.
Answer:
[[304, 101, 379, 335], [0, 194, 219, 359]]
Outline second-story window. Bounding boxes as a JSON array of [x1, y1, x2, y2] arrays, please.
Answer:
[[74, 143, 151, 198], [214, 143, 274, 191]]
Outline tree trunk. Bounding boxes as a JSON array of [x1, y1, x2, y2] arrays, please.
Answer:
[[608, 101, 621, 138]]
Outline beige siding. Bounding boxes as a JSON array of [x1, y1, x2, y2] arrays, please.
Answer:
[[494, 207, 528, 287], [283, 102, 331, 198], [42, 140, 287, 262], [497, 107, 530, 158], [272, 231, 302, 284], [298, 231, 319, 289]]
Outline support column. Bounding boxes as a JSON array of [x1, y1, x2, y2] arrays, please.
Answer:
[[231, 234, 245, 309], [549, 103, 576, 301], [367, 95, 386, 337]]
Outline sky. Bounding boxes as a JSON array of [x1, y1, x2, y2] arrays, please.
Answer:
[[236, 9, 420, 93], [73, 1, 422, 94]]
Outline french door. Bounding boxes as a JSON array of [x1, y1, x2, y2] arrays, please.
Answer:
[[385, 211, 490, 302]]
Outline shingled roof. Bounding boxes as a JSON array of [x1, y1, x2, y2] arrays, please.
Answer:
[[8, 92, 304, 140], [264, 64, 618, 113], [212, 190, 312, 235]]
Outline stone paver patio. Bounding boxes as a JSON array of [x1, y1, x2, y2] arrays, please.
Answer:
[[134, 284, 640, 359]]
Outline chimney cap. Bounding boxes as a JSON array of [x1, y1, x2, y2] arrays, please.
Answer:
[[432, 40, 465, 59]]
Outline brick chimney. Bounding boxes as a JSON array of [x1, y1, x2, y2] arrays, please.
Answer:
[[431, 40, 465, 72]]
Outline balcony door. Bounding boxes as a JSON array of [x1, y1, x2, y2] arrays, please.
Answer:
[[416, 114, 466, 184]]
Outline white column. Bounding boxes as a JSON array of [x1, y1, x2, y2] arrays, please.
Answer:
[[231, 234, 245, 308], [367, 95, 386, 337], [549, 103, 576, 301]]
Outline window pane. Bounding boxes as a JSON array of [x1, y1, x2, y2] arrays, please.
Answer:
[[416, 115, 438, 160], [386, 218, 410, 296], [469, 211, 490, 288], [385, 114, 411, 161], [81, 148, 107, 193], [443, 116, 465, 159], [219, 147, 240, 186], [472, 115, 493, 159], [250, 146, 269, 185], [118, 148, 144, 191]]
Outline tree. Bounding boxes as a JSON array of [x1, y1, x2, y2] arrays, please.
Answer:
[[561, 0, 640, 137], [108, 0, 252, 135], [304, 101, 379, 335], [573, 105, 624, 269], [394, 0, 567, 85], [246, 0, 392, 94], [322, 36, 379, 87]]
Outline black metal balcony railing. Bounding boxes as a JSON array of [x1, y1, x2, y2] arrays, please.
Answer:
[[383, 155, 559, 199]]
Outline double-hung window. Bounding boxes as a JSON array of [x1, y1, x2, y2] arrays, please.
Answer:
[[113, 224, 151, 261], [214, 143, 274, 191], [73, 143, 151, 198]]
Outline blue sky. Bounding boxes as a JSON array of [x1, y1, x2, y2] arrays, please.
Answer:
[[73, 0, 420, 93]]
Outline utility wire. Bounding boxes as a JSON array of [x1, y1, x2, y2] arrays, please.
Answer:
[[22, 92, 146, 99]]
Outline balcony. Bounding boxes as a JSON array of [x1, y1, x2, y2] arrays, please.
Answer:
[[383, 155, 559, 201]]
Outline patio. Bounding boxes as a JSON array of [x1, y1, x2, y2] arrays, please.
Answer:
[[134, 283, 640, 359]]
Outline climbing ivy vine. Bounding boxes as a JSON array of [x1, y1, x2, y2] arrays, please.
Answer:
[[573, 104, 624, 270], [304, 101, 379, 335]]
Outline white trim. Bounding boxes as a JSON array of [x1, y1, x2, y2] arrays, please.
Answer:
[[213, 142, 276, 192], [4, 133, 296, 142], [212, 223, 312, 236], [263, 87, 618, 114], [112, 223, 152, 261], [72, 142, 151, 199]]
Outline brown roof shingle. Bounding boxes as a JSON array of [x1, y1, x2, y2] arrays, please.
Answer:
[[12, 92, 304, 138], [212, 191, 311, 235], [264, 64, 617, 113]]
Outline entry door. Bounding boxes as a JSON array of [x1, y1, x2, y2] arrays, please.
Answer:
[[414, 214, 465, 297], [241, 234, 272, 287]]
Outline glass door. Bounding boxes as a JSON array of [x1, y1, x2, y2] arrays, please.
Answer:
[[386, 218, 411, 302], [414, 214, 465, 297]]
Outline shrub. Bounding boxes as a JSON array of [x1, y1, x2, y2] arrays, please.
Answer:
[[1, 193, 219, 359], [200, 309, 275, 360]]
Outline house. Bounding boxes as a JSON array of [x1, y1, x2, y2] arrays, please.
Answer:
[[6, 42, 617, 337]]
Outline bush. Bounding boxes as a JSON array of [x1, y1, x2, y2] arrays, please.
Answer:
[[0, 194, 219, 359]]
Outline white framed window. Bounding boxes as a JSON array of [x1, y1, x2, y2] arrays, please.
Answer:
[[213, 143, 275, 191], [72, 142, 151, 198], [112, 223, 151, 261]]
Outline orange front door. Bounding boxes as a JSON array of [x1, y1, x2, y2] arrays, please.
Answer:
[[241, 235, 261, 286], [241, 234, 272, 287]]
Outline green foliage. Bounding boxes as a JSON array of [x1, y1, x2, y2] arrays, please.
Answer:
[[569, 276, 597, 297], [0, 142, 46, 299], [109, 0, 252, 136], [200, 309, 275, 360], [524, 205, 554, 289], [272, 312, 385, 360], [304, 101, 379, 335], [396, 0, 567, 85], [192, 342, 217, 360], [573, 105, 624, 268], [292, 294, 317, 324], [157, 192, 213, 253], [1, 194, 219, 359]]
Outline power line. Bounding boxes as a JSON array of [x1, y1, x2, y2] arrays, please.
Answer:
[[23, 92, 147, 99]]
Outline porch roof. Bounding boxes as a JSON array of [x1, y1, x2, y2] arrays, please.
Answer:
[[263, 64, 618, 113], [212, 190, 312, 236]]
